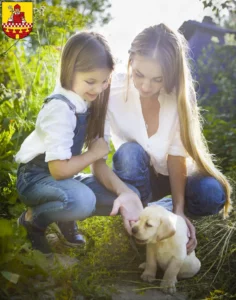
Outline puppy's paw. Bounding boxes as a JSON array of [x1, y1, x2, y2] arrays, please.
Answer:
[[160, 279, 177, 294], [141, 271, 156, 283], [139, 262, 146, 269]]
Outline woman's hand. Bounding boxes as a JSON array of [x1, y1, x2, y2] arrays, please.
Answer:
[[89, 137, 109, 160], [110, 192, 143, 235], [185, 216, 197, 254], [175, 211, 197, 254]]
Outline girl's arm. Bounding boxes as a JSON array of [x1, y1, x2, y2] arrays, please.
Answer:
[[167, 155, 197, 254], [37, 101, 109, 180], [48, 138, 109, 180]]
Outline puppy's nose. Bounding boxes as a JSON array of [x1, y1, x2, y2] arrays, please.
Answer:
[[132, 226, 138, 235]]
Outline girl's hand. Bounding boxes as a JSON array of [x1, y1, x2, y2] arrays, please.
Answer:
[[89, 138, 109, 160]]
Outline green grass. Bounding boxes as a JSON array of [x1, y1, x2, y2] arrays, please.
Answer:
[[1, 181, 235, 299]]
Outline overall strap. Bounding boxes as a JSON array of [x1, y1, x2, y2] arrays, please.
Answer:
[[44, 94, 76, 113]]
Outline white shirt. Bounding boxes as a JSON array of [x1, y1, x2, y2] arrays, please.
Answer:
[[15, 84, 89, 164], [105, 74, 195, 176]]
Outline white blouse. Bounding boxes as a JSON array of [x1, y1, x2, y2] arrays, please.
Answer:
[[105, 74, 194, 176], [15, 84, 89, 164]]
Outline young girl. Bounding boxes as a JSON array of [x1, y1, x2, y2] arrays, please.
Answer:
[[15, 32, 114, 254], [80, 24, 232, 254]]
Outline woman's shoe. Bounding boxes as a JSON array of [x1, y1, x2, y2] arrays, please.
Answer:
[[17, 211, 51, 254], [56, 221, 86, 245]]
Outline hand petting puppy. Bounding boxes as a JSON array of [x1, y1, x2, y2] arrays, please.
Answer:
[[110, 191, 143, 235]]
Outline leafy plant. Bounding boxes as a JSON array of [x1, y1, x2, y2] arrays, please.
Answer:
[[197, 44, 236, 173]]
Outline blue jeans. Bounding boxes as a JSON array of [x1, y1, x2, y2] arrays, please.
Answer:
[[16, 163, 98, 229], [107, 142, 225, 217], [16, 162, 140, 229]]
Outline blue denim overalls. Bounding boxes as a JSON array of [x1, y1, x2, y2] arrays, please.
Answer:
[[16, 94, 96, 229], [25, 94, 89, 169]]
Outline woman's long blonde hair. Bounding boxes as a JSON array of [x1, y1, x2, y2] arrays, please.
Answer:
[[128, 24, 232, 217]]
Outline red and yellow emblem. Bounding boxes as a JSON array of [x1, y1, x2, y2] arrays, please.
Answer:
[[2, 2, 33, 39]]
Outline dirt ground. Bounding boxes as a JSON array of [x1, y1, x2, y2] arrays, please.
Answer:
[[112, 284, 187, 300]]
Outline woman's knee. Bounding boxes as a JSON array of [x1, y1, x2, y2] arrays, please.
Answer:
[[113, 142, 150, 179], [186, 176, 225, 216]]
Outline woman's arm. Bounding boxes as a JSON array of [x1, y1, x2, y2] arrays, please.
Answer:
[[91, 159, 134, 195], [91, 158, 143, 234], [167, 155, 187, 214], [167, 155, 197, 253]]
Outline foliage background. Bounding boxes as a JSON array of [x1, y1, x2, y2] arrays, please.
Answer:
[[0, 0, 235, 299]]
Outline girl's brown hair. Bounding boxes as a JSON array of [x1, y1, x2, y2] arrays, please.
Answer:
[[128, 24, 232, 217], [60, 32, 114, 147]]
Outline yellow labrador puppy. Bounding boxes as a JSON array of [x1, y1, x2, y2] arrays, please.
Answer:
[[132, 205, 201, 294]]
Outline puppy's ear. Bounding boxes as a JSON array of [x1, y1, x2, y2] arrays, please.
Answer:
[[156, 216, 176, 241]]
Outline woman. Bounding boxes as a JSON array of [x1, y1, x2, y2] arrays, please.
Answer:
[[81, 24, 232, 254]]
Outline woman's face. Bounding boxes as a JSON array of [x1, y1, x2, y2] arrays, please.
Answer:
[[72, 68, 111, 102], [131, 54, 164, 99]]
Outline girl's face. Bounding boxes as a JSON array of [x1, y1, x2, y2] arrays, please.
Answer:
[[131, 54, 164, 99], [72, 68, 111, 102]]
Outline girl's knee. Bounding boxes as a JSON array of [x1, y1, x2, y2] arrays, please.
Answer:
[[64, 184, 96, 220], [75, 190, 96, 219], [186, 176, 225, 216]]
